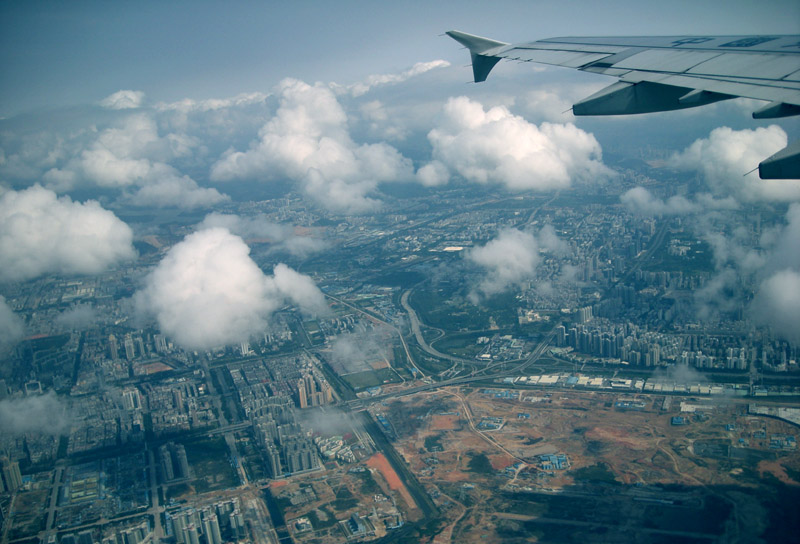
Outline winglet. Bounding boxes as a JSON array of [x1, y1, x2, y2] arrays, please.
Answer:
[[446, 30, 507, 82]]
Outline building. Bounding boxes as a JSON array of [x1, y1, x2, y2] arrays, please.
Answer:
[[123, 333, 135, 361], [158, 442, 190, 482], [1, 458, 22, 492], [108, 334, 119, 361], [121, 387, 141, 411]]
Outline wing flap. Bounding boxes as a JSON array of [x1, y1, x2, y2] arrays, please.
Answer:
[[614, 49, 723, 73], [620, 71, 800, 105], [502, 48, 611, 68], [687, 53, 800, 80]]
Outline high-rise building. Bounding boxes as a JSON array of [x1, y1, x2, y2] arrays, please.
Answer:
[[154, 334, 168, 353], [297, 378, 307, 409], [135, 337, 146, 358], [203, 513, 222, 544], [108, 334, 119, 361], [124, 334, 135, 361], [159, 445, 175, 481], [556, 325, 566, 347], [1, 458, 23, 492], [175, 445, 190, 479], [122, 387, 141, 411]]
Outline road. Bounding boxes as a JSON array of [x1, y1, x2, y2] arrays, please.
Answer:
[[347, 327, 556, 409], [323, 292, 428, 379], [145, 448, 164, 543], [400, 289, 475, 374]]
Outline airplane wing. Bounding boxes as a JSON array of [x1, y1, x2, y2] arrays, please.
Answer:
[[446, 30, 800, 179]]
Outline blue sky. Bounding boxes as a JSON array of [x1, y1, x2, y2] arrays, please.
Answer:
[[2, 0, 799, 115]]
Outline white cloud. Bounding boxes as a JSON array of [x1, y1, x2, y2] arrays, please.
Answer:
[[520, 88, 576, 123], [426, 96, 611, 191], [537, 224, 569, 255], [668, 125, 800, 202], [415, 160, 449, 187], [156, 92, 269, 113], [621, 187, 700, 216], [749, 203, 800, 343], [134, 228, 327, 350], [0, 185, 135, 281], [122, 167, 229, 209], [752, 269, 800, 344], [339, 60, 451, 97], [199, 212, 327, 257], [358, 100, 409, 141], [55, 303, 97, 330], [621, 186, 742, 217], [272, 263, 328, 316], [210, 78, 413, 213], [328, 328, 389, 373], [467, 228, 541, 301], [0, 295, 24, 353], [0, 391, 72, 436], [42, 114, 227, 207], [100, 90, 145, 110]]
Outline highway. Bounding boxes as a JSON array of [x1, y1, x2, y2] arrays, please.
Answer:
[[347, 327, 556, 409]]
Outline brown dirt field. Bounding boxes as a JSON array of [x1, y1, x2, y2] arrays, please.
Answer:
[[370, 359, 390, 370], [489, 454, 515, 470], [141, 362, 172, 374], [585, 426, 651, 450], [757, 460, 800, 486], [430, 414, 459, 431], [440, 471, 471, 482], [269, 480, 289, 488], [366, 453, 417, 509]]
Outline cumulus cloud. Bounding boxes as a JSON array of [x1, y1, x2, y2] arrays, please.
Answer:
[[467, 228, 541, 301], [426, 96, 611, 191], [341, 60, 451, 97], [55, 303, 98, 330], [521, 88, 576, 123], [100, 90, 146, 110], [42, 114, 227, 208], [122, 167, 229, 209], [415, 160, 449, 187], [358, 100, 409, 141], [762, 203, 800, 274], [0, 185, 135, 281], [210, 78, 413, 213], [750, 203, 800, 343], [199, 212, 327, 257], [134, 228, 327, 350], [156, 92, 269, 113], [668, 125, 800, 202], [0, 391, 72, 436], [537, 224, 569, 255], [0, 296, 24, 353], [272, 263, 328, 315], [621, 187, 700, 216], [621, 186, 742, 218], [752, 269, 800, 344]]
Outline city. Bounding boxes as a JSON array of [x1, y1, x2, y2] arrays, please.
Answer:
[[1, 171, 798, 543], [1, 3, 799, 544]]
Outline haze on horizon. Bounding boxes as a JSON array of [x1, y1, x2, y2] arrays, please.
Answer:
[[1, 0, 799, 348]]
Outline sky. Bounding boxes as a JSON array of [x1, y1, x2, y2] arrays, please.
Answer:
[[1, 0, 800, 349], [2, 0, 799, 116]]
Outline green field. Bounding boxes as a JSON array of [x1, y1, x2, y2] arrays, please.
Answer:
[[342, 367, 401, 390]]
